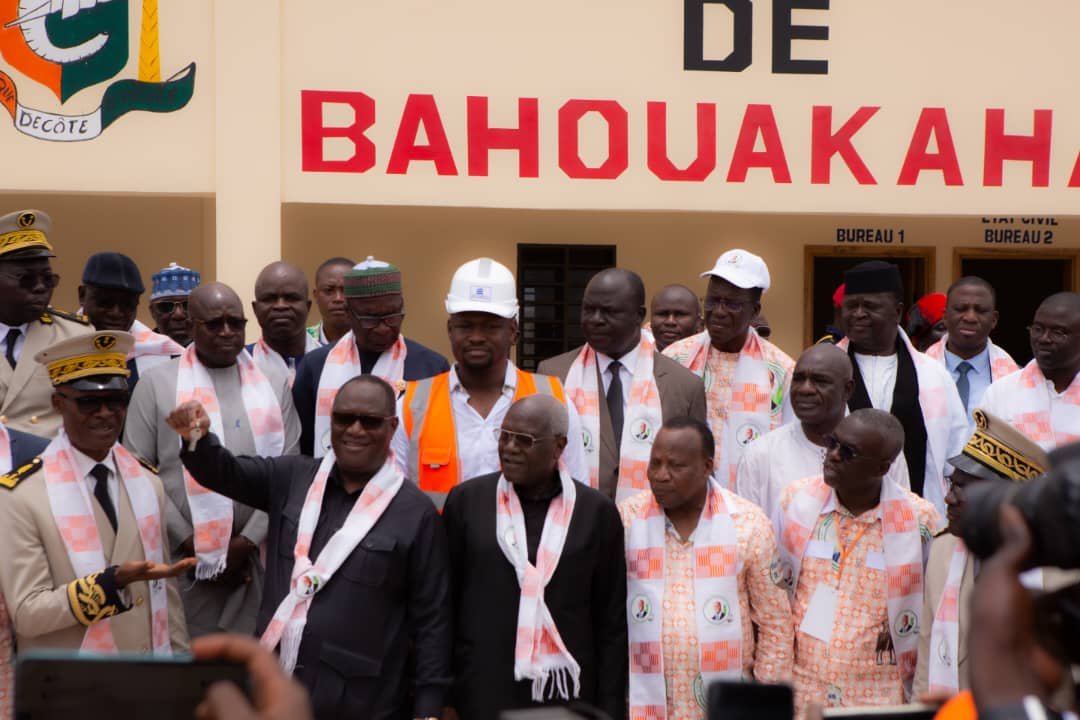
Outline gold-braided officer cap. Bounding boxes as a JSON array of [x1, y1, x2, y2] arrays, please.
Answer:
[[0, 209, 54, 261], [34, 331, 133, 391], [948, 409, 1050, 483]]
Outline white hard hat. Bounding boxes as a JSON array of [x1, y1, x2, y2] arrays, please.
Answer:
[[700, 249, 771, 293], [445, 258, 519, 319]]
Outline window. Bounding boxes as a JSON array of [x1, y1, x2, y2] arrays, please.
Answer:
[[517, 244, 616, 370]]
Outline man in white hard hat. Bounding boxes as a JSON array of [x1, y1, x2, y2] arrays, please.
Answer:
[[392, 258, 588, 510], [664, 249, 795, 491]]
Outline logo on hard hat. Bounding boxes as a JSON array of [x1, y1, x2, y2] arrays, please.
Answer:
[[0, 1, 196, 142], [469, 285, 492, 301]]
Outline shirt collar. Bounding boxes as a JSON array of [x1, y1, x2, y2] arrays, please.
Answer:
[[819, 488, 883, 523], [596, 339, 642, 376], [68, 444, 117, 481], [448, 360, 518, 395], [944, 343, 991, 374]]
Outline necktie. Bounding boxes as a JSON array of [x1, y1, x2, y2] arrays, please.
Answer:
[[607, 360, 624, 451], [91, 464, 118, 532], [4, 328, 20, 369], [956, 361, 973, 411]]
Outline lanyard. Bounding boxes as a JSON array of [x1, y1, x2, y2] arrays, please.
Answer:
[[834, 513, 872, 581]]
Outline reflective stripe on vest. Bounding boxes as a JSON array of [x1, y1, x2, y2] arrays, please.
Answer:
[[402, 369, 566, 509]]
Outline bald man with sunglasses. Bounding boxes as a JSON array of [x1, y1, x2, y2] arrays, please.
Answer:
[[0, 209, 92, 437]]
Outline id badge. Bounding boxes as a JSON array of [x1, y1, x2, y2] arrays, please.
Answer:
[[799, 584, 838, 642]]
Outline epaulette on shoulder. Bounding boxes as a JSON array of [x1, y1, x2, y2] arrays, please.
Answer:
[[135, 456, 159, 474], [0, 457, 43, 490], [43, 307, 90, 325]]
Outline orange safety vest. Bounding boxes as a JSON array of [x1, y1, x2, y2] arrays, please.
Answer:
[[402, 368, 567, 510]]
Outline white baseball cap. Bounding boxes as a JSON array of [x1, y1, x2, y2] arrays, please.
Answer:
[[445, 258, 519, 319], [700, 249, 771, 292]]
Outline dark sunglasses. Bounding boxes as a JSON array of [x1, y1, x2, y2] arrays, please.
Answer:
[[824, 434, 860, 462], [349, 311, 406, 330], [494, 428, 555, 449], [1, 271, 60, 290], [151, 300, 188, 315], [331, 413, 394, 430], [56, 392, 129, 414], [193, 316, 248, 332]]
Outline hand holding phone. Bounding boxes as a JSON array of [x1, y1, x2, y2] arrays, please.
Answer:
[[193, 634, 313, 720]]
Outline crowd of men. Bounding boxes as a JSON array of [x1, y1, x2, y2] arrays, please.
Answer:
[[0, 206, 1078, 720]]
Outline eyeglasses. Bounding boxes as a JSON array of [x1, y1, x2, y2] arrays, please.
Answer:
[[193, 316, 248, 332], [331, 413, 394, 430], [350, 311, 405, 330], [824, 434, 860, 462], [151, 300, 188, 315], [88, 292, 139, 313], [55, 392, 129, 414], [0, 271, 60, 290], [1028, 324, 1071, 342], [494, 428, 556, 449], [703, 297, 749, 314]]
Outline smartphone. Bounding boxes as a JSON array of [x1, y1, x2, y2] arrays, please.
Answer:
[[708, 680, 794, 720], [15, 650, 250, 720]]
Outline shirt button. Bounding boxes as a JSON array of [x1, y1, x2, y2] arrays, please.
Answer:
[[135, 596, 144, 607], [29, 416, 38, 424]]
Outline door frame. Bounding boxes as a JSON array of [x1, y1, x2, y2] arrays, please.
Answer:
[[803, 245, 937, 349], [952, 247, 1080, 289]]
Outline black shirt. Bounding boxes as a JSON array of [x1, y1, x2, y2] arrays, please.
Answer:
[[180, 433, 451, 720], [519, 479, 563, 564]]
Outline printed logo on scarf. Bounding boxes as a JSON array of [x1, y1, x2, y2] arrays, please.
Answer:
[[630, 595, 652, 622], [895, 609, 918, 637], [736, 422, 762, 447], [631, 418, 654, 442], [704, 596, 732, 624]]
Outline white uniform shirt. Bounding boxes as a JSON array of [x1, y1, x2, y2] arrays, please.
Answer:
[[0, 323, 30, 364], [69, 444, 120, 511]]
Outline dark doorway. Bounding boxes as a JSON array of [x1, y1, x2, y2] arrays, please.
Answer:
[[957, 254, 1075, 365], [517, 244, 616, 370], [804, 247, 936, 348]]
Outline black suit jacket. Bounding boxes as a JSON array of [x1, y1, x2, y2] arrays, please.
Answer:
[[180, 434, 451, 720], [442, 472, 627, 720], [7, 428, 47, 467], [293, 336, 450, 455]]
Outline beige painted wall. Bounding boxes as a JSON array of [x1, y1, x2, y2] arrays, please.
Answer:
[[283, 203, 1080, 360], [0, 193, 215, 326]]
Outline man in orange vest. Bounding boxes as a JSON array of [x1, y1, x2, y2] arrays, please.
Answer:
[[392, 258, 588, 510]]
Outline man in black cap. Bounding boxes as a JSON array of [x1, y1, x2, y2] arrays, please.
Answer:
[[0, 209, 92, 437], [837, 260, 967, 515], [80, 252, 184, 391]]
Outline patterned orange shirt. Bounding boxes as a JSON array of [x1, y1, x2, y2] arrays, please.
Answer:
[[777, 481, 941, 717], [664, 335, 794, 476], [619, 490, 794, 719]]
